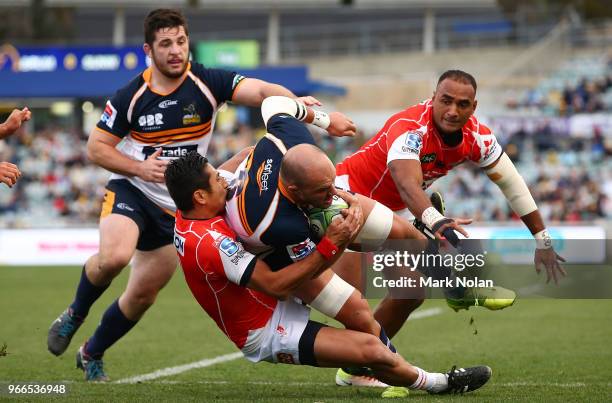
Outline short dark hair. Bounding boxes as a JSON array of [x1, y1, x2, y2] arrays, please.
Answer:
[[437, 70, 477, 92], [165, 151, 211, 212], [144, 9, 189, 46]]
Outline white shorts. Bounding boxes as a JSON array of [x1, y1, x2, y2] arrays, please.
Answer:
[[241, 298, 323, 366]]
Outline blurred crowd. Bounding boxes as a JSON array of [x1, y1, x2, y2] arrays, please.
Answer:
[[506, 55, 612, 116], [430, 122, 612, 222], [0, 113, 609, 228]]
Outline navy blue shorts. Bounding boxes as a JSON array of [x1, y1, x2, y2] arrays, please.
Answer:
[[100, 179, 174, 251]]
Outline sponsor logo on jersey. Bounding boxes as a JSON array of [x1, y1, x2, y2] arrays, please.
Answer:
[[142, 145, 198, 159], [287, 239, 315, 261], [276, 325, 287, 337], [232, 74, 246, 89], [219, 237, 239, 257], [182, 103, 201, 125], [138, 113, 164, 128], [229, 249, 248, 265], [101, 101, 117, 129], [158, 99, 178, 109], [420, 153, 436, 163], [174, 233, 186, 256], [482, 139, 498, 160], [401, 131, 422, 154], [116, 202, 134, 212], [256, 159, 274, 195]]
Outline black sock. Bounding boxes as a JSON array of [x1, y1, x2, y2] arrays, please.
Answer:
[[85, 299, 137, 359], [69, 265, 110, 319], [378, 326, 397, 353]]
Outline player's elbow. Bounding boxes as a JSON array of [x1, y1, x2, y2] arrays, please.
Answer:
[[86, 140, 100, 163]]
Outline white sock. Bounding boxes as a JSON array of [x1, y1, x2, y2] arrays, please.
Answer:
[[409, 367, 448, 393]]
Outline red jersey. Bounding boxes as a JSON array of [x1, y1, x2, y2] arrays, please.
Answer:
[[336, 99, 502, 211], [174, 211, 277, 350]]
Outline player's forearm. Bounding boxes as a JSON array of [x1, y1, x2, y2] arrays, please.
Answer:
[[390, 167, 431, 217], [87, 141, 141, 177], [260, 83, 296, 102], [265, 249, 343, 299], [519, 210, 546, 234], [0, 123, 12, 139]]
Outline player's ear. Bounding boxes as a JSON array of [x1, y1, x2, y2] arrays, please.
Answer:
[[473, 99, 478, 112], [193, 189, 207, 207], [143, 43, 151, 58]]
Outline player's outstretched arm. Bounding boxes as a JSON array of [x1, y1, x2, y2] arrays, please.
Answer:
[[231, 77, 297, 107], [261, 96, 356, 137], [87, 128, 169, 183], [483, 152, 566, 283], [389, 159, 471, 245], [0, 107, 31, 139]]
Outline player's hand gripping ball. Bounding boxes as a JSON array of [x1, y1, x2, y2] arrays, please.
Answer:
[[308, 194, 349, 238]]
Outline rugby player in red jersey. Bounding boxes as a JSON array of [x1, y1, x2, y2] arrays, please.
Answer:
[[164, 150, 492, 396], [334, 70, 565, 340]]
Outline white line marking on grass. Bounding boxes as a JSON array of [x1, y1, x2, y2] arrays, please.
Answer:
[[115, 352, 243, 384], [407, 307, 444, 320], [115, 306, 444, 384]]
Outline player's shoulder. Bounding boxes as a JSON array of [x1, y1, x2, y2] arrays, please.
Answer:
[[261, 203, 309, 246], [176, 214, 233, 242], [465, 114, 495, 139], [384, 100, 431, 132], [189, 62, 236, 82], [112, 71, 147, 103]]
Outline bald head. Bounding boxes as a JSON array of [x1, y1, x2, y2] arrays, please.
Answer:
[[281, 144, 334, 188]]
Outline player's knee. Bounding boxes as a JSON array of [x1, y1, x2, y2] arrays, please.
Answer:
[[346, 300, 379, 335], [360, 335, 391, 366], [400, 298, 425, 311], [98, 249, 132, 274], [125, 289, 158, 311]]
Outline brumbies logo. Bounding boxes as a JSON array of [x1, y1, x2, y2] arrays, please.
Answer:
[[256, 159, 274, 195], [182, 103, 201, 125]]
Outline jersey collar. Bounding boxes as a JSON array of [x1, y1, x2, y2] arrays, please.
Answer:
[[142, 62, 192, 96]]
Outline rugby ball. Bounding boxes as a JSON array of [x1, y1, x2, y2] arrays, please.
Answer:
[[308, 195, 349, 238]]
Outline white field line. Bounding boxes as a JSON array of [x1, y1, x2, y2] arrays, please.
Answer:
[[406, 307, 443, 320], [115, 307, 444, 384], [115, 352, 244, 384]]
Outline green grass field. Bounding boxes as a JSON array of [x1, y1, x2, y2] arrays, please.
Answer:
[[1, 265, 611, 402]]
